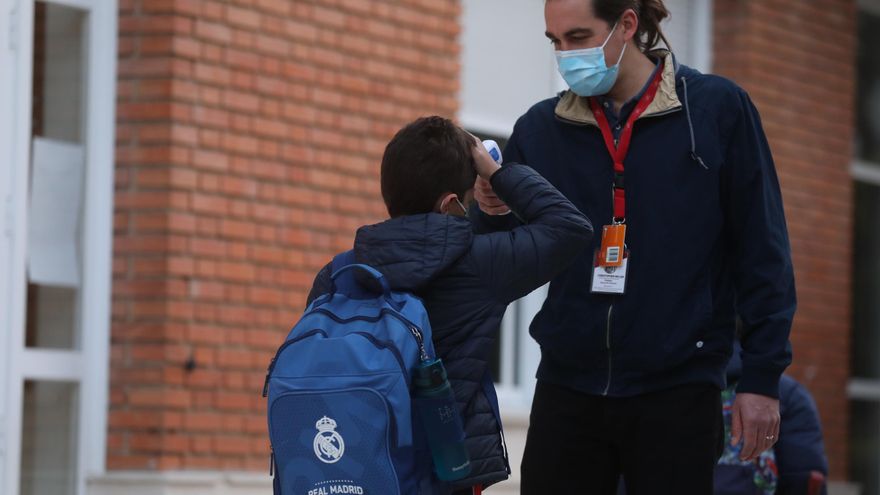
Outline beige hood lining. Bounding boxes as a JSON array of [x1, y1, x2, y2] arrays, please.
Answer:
[[555, 49, 682, 126]]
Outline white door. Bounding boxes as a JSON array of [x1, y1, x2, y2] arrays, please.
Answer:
[[1, 1, 116, 494]]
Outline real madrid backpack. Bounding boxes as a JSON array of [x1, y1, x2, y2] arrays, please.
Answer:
[[263, 250, 439, 494]]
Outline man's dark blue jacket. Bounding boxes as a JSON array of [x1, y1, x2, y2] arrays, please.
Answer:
[[307, 164, 592, 490], [473, 50, 796, 399]]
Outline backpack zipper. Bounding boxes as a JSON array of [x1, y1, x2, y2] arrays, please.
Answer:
[[269, 447, 274, 476], [353, 332, 407, 377], [261, 309, 426, 397], [262, 329, 327, 397], [309, 307, 430, 361]]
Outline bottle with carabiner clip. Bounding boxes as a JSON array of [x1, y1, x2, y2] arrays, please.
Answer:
[[412, 354, 471, 481]]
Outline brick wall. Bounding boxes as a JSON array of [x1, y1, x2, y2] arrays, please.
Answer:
[[713, 0, 857, 479], [111, 0, 461, 471]]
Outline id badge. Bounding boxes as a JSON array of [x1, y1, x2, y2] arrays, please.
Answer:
[[590, 248, 629, 295], [598, 224, 626, 267]]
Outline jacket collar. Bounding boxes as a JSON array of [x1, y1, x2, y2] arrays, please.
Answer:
[[555, 49, 681, 127]]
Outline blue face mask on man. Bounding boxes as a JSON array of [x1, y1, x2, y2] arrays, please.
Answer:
[[555, 21, 627, 97]]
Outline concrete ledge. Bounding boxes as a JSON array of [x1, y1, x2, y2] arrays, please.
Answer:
[[829, 481, 862, 495]]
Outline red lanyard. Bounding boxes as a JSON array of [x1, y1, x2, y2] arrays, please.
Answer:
[[588, 63, 664, 221]]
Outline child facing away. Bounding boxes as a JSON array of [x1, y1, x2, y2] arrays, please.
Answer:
[[306, 116, 593, 493]]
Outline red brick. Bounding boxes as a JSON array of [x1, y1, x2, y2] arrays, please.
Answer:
[[225, 48, 260, 71], [194, 20, 232, 44], [714, 0, 856, 479], [112, 0, 461, 472], [254, 0, 289, 16], [255, 34, 288, 56], [192, 150, 229, 171], [215, 391, 253, 411], [227, 5, 261, 29]]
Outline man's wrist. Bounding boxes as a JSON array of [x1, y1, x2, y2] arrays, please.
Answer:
[[736, 365, 783, 399], [478, 163, 502, 181]]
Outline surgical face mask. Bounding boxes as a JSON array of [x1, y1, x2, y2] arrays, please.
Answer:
[[555, 21, 627, 97], [454, 197, 470, 218]]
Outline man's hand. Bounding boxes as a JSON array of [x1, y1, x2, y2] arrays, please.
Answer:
[[730, 392, 780, 461], [474, 176, 511, 216]]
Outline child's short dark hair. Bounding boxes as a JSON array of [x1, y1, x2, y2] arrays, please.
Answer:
[[381, 116, 477, 218]]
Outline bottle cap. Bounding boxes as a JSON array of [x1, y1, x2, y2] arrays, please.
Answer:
[[413, 358, 448, 389]]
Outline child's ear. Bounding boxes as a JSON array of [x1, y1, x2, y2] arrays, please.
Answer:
[[436, 193, 459, 215]]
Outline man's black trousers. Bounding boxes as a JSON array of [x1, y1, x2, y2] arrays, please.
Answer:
[[521, 380, 724, 494]]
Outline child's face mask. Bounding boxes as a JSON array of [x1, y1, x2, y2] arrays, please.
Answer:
[[454, 197, 470, 218]]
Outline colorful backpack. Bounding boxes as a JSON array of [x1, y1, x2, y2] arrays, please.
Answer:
[[263, 251, 439, 494], [715, 387, 779, 495]]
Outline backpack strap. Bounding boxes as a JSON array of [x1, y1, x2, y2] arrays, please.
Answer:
[[330, 250, 389, 299], [331, 250, 356, 275], [331, 250, 361, 297]]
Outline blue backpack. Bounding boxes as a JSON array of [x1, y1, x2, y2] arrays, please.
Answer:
[[263, 251, 439, 494]]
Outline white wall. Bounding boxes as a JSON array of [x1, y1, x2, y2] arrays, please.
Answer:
[[663, 0, 713, 72], [459, 0, 565, 137]]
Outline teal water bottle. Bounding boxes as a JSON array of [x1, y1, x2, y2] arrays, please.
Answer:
[[413, 358, 471, 481]]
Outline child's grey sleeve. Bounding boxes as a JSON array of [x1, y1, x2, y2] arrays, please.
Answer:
[[470, 164, 593, 304]]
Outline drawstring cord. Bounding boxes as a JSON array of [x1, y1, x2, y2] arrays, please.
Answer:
[[681, 76, 709, 170]]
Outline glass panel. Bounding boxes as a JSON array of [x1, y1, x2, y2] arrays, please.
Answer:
[[853, 182, 880, 379], [857, 10, 880, 163], [851, 400, 880, 495], [32, 1, 86, 143], [26, 2, 87, 350], [25, 285, 79, 348], [19, 381, 79, 495]]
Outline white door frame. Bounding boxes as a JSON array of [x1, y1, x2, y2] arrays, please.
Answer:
[[2, 0, 116, 494], [1, 1, 19, 491]]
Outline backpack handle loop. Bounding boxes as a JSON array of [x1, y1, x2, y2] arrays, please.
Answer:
[[330, 263, 391, 299]]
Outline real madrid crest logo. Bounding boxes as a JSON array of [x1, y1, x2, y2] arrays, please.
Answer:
[[313, 416, 345, 464]]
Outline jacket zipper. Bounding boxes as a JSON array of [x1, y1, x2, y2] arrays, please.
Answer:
[[640, 107, 681, 119], [554, 99, 682, 398], [602, 304, 614, 396]]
